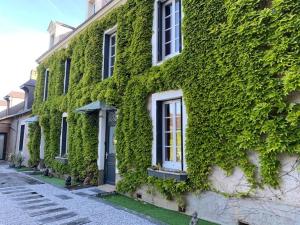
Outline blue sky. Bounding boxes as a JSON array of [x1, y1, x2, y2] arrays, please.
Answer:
[[0, 0, 86, 98], [0, 0, 86, 33]]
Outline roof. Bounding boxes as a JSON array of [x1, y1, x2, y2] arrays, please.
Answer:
[[20, 79, 36, 89], [5, 91, 25, 99], [0, 100, 6, 106], [37, 0, 127, 63], [47, 21, 76, 32], [0, 102, 26, 120]]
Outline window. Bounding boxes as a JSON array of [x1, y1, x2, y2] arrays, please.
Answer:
[[64, 58, 71, 94], [19, 125, 25, 151], [151, 90, 187, 171], [43, 69, 49, 101], [162, 100, 182, 170], [156, 0, 182, 62], [60, 114, 68, 157], [49, 34, 55, 48], [103, 30, 117, 79]]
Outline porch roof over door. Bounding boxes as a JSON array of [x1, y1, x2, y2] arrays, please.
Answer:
[[75, 101, 115, 113]]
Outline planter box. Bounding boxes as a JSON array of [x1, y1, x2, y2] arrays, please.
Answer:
[[55, 157, 68, 165], [147, 168, 187, 181]]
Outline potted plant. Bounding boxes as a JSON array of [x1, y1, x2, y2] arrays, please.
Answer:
[[15, 153, 24, 169], [8, 153, 16, 168]]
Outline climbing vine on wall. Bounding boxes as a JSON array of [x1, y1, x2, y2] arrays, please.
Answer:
[[30, 0, 300, 198]]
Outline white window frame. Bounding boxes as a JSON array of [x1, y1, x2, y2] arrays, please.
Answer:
[[152, 0, 183, 65], [162, 99, 182, 170], [151, 90, 187, 171], [59, 112, 68, 157], [108, 33, 116, 77], [43, 69, 49, 101], [102, 25, 117, 80]]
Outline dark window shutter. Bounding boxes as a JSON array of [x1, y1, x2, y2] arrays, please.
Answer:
[[157, 1, 163, 62], [19, 125, 25, 151], [61, 117, 67, 156], [44, 70, 49, 100], [64, 58, 71, 94], [178, 0, 183, 52], [103, 34, 110, 79], [156, 101, 163, 166]]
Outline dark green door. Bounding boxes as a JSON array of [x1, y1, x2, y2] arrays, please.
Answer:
[[104, 111, 116, 185], [0, 134, 6, 160]]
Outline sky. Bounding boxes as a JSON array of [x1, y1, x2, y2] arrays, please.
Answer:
[[0, 0, 86, 97]]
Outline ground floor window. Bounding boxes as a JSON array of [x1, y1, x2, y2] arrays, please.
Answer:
[[60, 113, 68, 157], [19, 124, 25, 151], [151, 90, 187, 171]]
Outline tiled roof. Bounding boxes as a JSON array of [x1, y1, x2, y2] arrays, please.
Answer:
[[5, 91, 25, 99], [20, 79, 36, 88], [0, 100, 6, 106]]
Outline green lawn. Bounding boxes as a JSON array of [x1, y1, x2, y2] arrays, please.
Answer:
[[32, 175, 66, 188], [15, 167, 34, 172], [102, 194, 218, 225]]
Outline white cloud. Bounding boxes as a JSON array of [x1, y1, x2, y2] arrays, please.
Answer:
[[0, 31, 48, 97]]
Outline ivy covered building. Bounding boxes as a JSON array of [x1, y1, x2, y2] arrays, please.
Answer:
[[31, 0, 300, 224]]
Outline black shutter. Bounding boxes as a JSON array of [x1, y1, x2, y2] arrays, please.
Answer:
[[64, 58, 71, 94], [157, 1, 163, 62], [44, 70, 49, 100], [61, 117, 67, 156], [19, 125, 25, 151], [178, 0, 183, 52], [156, 101, 163, 166], [103, 34, 110, 79]]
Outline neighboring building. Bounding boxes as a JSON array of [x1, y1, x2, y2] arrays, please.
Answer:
[[32, 1, 300, 225], [0, 79, 36, 166], [0, 100, 6, 112]]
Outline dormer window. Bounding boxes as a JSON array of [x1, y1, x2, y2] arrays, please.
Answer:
[[103, 27, 117, 79], [88, 0, 96, 17]]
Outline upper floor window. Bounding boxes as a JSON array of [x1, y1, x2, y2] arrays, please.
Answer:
[[43, 69, 49, 101], [155, 0, 182, 63], [103, 27, 117, 79], [64, 58, 71, 95]]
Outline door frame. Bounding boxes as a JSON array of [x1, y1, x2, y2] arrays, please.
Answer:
[[0, 133, 7, 160]]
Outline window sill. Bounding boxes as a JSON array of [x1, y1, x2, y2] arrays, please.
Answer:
[[153, 51, 181, 67], [55, 156, 68, 165], [147, 168, 187, 181]]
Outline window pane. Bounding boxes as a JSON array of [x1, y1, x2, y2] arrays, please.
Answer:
[[176, 101, 181, 115], [165, 147, 172, 161], [111, 46, 115, 56], [164, 103, 170, 117], [165, 118, 173, 131], [175, 0, 180, 11], [165, 17, 171, 29], [176, 147, 181, 162], [111, 35, 116, 45], [165, 30, 171, 43], [176, 117, 181, 130], [165, 4, 171, 16], [176, 131, 182, 147], [165, 43, 171, 56], [111, 56, 115, 66], [165, 132, 173, 147]]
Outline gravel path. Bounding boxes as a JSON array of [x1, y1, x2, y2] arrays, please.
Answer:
[[0, 161, 157, 225]]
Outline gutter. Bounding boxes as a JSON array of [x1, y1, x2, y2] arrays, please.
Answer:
[[36, 0, 127, 64]]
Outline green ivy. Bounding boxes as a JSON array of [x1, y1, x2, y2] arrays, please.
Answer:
[[30, 0, 300, 199], [28, 122, 41, 167]]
